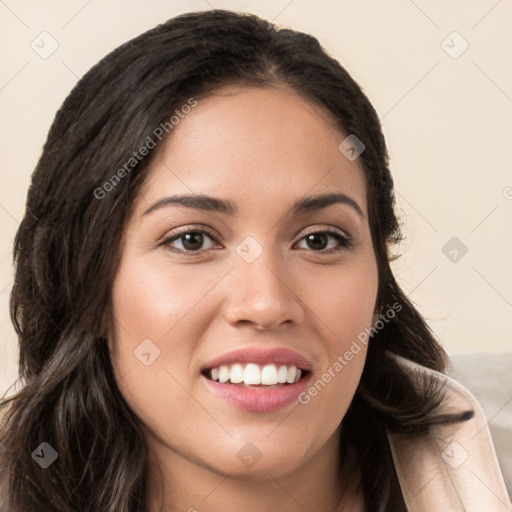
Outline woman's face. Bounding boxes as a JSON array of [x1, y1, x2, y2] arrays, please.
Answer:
[[110, 85, 379, 480]]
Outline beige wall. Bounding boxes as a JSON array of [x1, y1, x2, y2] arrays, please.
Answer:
[[1, 0, 511, 394]]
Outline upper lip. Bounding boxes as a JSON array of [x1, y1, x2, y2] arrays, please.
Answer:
[[201, 347, 313, 372]]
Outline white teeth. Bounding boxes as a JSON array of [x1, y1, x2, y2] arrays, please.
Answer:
[[286, 366, 297, 384], [261, 364, 278, 385], [229, 363, 244, 383], [208, 363, 305, 385], [218, 365, 229, 383], [243, 363, 261, 385], [277, 365, 288, 383]]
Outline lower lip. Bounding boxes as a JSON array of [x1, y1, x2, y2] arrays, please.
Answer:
[[201, 374, 310, 413]]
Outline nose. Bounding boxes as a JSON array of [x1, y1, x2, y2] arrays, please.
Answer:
[[222, 249, 304, 330]]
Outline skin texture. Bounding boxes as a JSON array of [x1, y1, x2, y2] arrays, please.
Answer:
[[109, 85, 379, 512]]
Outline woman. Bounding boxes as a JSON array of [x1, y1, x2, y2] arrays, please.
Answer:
[[0, 9, 508, 512]]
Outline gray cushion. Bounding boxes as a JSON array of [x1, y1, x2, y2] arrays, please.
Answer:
[[447, 352, 512, 497]]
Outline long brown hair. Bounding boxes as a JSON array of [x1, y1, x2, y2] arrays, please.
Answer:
[[0, 10, 471, 511]]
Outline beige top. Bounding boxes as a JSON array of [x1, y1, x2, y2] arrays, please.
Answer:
[[388, 354, 511, 511]]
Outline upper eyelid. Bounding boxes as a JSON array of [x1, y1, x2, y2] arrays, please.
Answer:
[[297, 225, 350, 238], [159, 225, 217, 243]]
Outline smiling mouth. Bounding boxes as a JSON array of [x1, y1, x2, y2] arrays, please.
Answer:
[[201, 363, 310, 388]]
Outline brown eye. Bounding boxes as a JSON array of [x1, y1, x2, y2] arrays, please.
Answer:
[[160, 229, 218, 254], [295, 230, 352, 253]]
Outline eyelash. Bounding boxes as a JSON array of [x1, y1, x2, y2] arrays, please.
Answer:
[[157, 226, 353, 256]]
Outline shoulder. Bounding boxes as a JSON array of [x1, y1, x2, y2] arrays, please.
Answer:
[[386, 353, 511, 511]]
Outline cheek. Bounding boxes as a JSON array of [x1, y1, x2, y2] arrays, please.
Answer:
[[112, 259, 198, 340], [108, 251, 236, 421], [300, 256, 377, 413], [108, 255, 217, 445], [306, 255, 378, 351], [331, 275, 377, 349], [110, 252, 229, 356]]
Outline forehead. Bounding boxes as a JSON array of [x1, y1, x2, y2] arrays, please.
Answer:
[[134, 85, 367, 217]]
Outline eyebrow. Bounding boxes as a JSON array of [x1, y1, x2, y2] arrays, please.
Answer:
[[142, 192, 365, 219]]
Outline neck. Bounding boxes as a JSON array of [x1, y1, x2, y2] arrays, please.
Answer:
[[144, 430, 363, 512]]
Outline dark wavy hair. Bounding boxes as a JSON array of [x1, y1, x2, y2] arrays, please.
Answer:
[[0, 9, 471, 511]]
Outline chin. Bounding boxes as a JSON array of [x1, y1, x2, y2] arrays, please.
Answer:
[[210, 447, 307, 480]]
